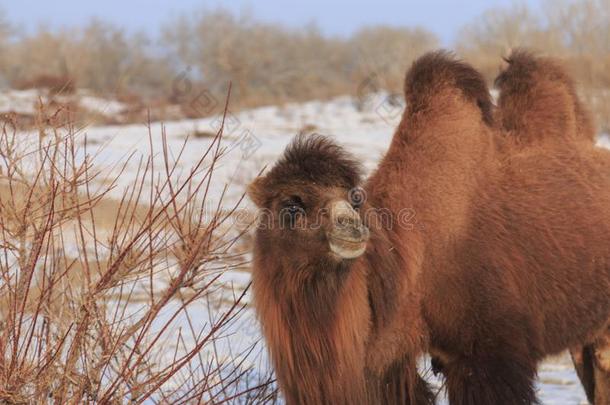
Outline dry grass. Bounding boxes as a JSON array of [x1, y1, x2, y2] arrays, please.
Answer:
[[0, 97, 276, 403]]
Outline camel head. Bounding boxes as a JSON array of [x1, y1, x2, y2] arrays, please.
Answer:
[[248, 134, 369, 263]]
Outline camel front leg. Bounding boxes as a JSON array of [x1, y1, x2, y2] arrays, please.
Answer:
[[366, 355, 435, 405], [571, 344, 596, 403], [442, 352, 538, 405], [593, 329, 610, 405], [571, 326, 610, 405]]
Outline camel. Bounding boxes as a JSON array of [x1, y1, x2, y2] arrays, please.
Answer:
[[247, 135, 433, 404], [494, 49, 610, 404], [249, 50, 610, 404]]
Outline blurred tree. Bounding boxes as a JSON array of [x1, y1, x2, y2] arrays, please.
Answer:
[[162, 9, 437, 107], [349, 26, 438, 93]]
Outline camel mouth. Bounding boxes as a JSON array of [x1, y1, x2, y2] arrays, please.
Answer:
[[327, 234, 369, 259]]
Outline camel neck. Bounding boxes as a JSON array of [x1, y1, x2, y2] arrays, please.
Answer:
[[366, 107, 494, 244], [252, 254, 370, 404]]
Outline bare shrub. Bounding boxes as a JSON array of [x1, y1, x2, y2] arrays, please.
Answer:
[[3, 20, 174, 99], [0, 99, 276, 403], [14, 74, 76, 95]]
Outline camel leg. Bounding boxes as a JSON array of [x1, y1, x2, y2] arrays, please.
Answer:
[[571, 326, 610, 405], [570, 344, 596, 403], [593, 330, 610, 405], [367, 357, 435, 405], [442, 353, 538, 405], [371, 369, 434, 405], [413, 374, 435, 405]]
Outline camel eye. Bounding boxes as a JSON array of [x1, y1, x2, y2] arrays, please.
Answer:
[[280, 196, 305, 217], [286, 205, 301, 214], [279, 197, 306, 228]]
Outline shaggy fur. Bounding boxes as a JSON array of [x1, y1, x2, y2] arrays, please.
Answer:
[[250, 50, 610, 404], [494, 49, 610, 405]]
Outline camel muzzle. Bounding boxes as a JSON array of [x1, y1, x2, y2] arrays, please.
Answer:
[[327, 200, 370, 259]]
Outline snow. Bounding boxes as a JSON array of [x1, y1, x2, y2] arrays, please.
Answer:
[[13, 93, 608, 403], [0, 88, 127, 117], [77, 93, 128, 116], [0, 89, 43, 115]]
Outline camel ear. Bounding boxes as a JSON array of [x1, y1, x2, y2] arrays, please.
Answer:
[[247, 176, 268, 208]]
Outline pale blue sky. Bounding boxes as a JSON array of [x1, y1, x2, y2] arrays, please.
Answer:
[[1, 0, 541, 44]]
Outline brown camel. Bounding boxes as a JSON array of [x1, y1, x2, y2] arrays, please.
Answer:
[[247, 135, 433, 404], [494, 49, 610, 405], [249, 51, 610, 404]]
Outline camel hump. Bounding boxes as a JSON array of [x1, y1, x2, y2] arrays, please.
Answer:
[[404, 50, 493, 126], [494, 48, 596, 143], [495, 49, 574, 92]]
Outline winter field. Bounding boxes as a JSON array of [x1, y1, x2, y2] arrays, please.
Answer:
[[5, 91, 606, 403]]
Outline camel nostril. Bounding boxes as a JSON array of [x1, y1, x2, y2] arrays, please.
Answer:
[[335, 218, 369, 241], [360, 225, 370, 240], [336, 216, 366, 233], [330, 200, 368, 241], [337, 215, 357, 227]]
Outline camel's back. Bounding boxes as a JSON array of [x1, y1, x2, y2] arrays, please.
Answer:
[[468, 141, 610, 353]]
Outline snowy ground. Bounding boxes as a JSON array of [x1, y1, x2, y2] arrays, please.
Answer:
[[21, 92, 603, 403], [0, 88, 129, 117]]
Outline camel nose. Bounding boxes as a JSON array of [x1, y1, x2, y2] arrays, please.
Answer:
[[337, 214, 369, 240], [330, 200, 370, 241]]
